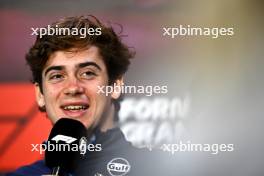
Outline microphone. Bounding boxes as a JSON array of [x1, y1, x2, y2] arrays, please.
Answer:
[[45, 118, 88, 176]]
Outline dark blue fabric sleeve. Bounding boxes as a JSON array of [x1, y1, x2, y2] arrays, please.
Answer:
[[5, 160, 51, 176]]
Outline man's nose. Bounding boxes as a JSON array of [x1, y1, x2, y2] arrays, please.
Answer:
[[63, 77, 85, 96]]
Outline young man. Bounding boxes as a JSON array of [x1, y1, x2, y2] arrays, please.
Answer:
[[7, 15, 174, 176]]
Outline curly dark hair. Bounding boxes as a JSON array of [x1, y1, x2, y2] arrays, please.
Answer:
[[26, 15, 134, 116]]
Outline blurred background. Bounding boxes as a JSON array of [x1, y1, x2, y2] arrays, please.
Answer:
[[0, 0, 263, 175]]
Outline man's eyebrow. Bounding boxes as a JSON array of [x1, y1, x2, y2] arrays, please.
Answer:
[[44, 62, 101, 76], [78, 62, 102, 71], [44, 66, 64, 76]]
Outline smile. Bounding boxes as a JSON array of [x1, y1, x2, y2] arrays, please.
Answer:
[[62, 105, 88, 110], [60, 102, 89, 118]]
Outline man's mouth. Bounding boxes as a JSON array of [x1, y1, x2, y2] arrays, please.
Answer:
[[60, 103, 89, 117], [62, 105, 88, 111]]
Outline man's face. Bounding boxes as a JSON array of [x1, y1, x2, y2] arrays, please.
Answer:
[[35, 46, 120, 129]]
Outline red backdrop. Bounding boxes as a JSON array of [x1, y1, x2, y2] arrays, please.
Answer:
[[0, 83, 52, 172]]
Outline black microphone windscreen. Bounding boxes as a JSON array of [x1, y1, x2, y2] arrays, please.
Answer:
[[45, 118, 87, 173]]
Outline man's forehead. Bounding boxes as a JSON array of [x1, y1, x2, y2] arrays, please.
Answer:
[[43, 46, 105, 71]]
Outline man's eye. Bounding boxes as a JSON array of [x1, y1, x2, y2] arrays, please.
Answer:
[[49, 74, 64, 80], [81, 71, 96, 79]]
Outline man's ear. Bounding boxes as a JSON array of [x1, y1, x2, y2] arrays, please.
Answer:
[[111, 77, 124, 100], [35, 83, 45, 108]]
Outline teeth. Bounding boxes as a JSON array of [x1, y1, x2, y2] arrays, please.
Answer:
[[63, 105, 87, 110]]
